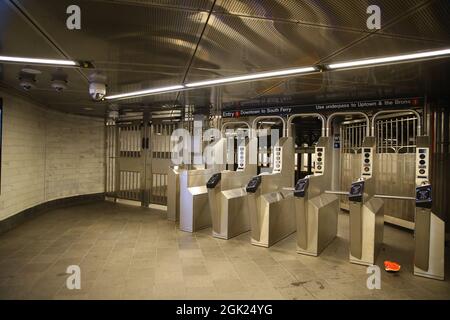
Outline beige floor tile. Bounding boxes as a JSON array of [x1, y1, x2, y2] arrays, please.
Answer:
[[0, 202, 448, 300]]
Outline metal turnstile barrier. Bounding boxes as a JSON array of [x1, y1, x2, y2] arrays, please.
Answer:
[[413, 136, 445, 280], [246, 123, 296, 247], [207, 124, 257, 239], [293, 136, 339, 256], [348, 136, 384, 266], [179, 138, 226, 233]]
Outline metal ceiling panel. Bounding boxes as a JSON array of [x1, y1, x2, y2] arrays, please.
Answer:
[[0, 0, 449, 116], [380, 0, 450, 42], [14, 0, 207, 69], [218, 59, 450, 108], [321, 33, 449, 63], [215, 0, 429, 32], [185, 13, 365, 82], [100, 0, 213, 11], [0, 2, 66, 59]]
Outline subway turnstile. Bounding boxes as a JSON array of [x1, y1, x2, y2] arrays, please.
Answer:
[[293, 136, 339, 256], [179, 139, 226, 233], [167, 164, 205, 222], [348, 136, 384, 266], [207, 138, 257, 239], [414, 136, 445, 280], [246, 136, 296, 247]]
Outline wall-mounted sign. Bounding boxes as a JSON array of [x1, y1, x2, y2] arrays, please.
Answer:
[[222, 97, 423, 118]]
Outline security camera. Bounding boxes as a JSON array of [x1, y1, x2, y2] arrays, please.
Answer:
[[19, 79, 36, 91], [51, 69, 68, 92], [19, 71, 36, 91], [89, 82, 106, 101], [88, 73, 107, 101], [51, 79, 68, 92]]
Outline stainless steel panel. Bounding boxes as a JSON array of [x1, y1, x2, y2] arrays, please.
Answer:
[[414, 211, 445, 280], [348, 137, 385, 266], [247, 137, 296, 247], [208, 137, 257, 239], [415, 207, 431, 270]]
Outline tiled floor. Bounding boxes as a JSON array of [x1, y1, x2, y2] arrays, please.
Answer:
[[0, 201, 449, 300]]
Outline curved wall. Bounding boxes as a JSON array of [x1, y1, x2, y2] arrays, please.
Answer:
[[0, 90, 105, 222]]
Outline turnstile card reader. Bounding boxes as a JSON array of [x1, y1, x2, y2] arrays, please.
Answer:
[[349, 181, 364, 203], [246, 176, 262, 193], [293, 137, 339, 256], [414, 136, 444, 281], [348, 137, 384, 266], [207, 140, 257, 239], [294, 178, 308, 198], [206, 173, 221, 189], [246, 137, 296, 247]]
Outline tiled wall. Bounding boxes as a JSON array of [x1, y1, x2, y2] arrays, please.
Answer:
[[0, 91, 105, 221]]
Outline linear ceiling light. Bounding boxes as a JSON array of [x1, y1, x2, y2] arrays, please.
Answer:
[[327, 48, 450, 70], [105, 85, 185, 100], [104, 48, 450, 101], [0, 55, 78, 66], [185, 66, 317, 87]]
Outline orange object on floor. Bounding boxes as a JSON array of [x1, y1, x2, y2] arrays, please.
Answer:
[[384, 261, 401, 272]]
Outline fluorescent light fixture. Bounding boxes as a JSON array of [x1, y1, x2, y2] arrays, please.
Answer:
[[105, 85, 185, 100], [328, 48, 450, 70], [0, 55, 77, 66], [185, 66, 317, 87], [104, 48, 450, 101]]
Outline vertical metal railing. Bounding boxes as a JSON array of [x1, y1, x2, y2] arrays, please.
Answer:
[[116, 124, 142, 201], [105, 121, 117, 196], [149, 122, 176, 205]]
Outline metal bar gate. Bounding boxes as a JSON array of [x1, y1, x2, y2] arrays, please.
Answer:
[[340, 112, 418, 224], [105, 117, 176, 207]]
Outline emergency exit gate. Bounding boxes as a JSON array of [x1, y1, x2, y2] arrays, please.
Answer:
[[105, 118, 176, 207], [339, 112, 419, 226]]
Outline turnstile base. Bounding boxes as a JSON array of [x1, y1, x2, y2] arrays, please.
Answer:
[[349, 257, 375, 266], [414, 268, 445, 281], [210, 189, 250, 240], [296, 248, 318, 257], [413, 212, 445, 281], [297, 236, 336, 257], [349, 197, 384, 267], [180, 188, 212, 233], [295, 193, 339, 257], [249, 192, 296, 248], [251, 230, 295, 248]]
